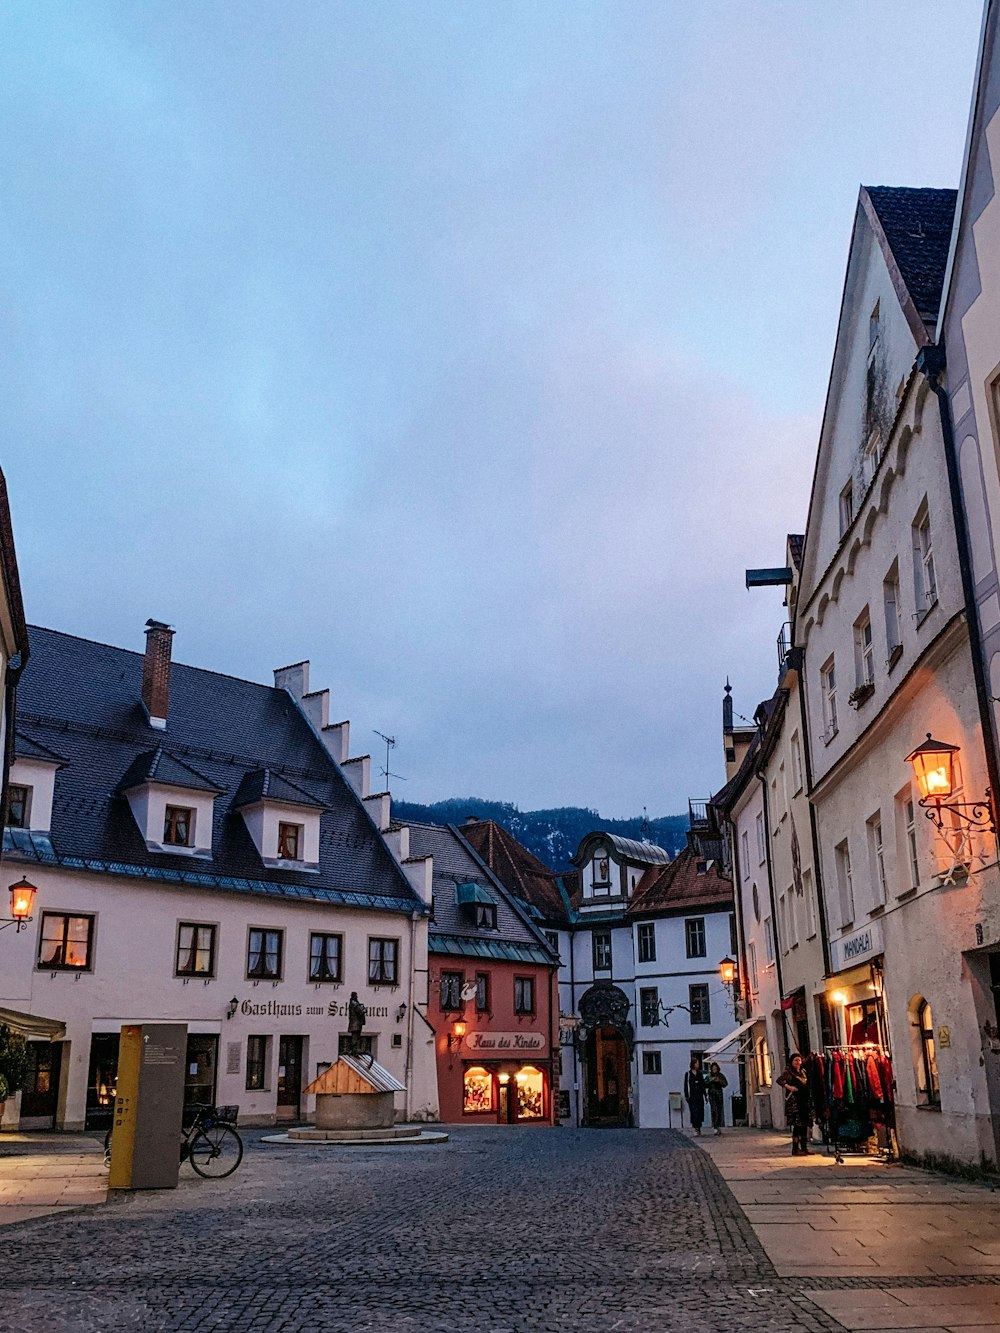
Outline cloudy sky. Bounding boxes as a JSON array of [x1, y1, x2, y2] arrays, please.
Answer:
[[1, 2, 985, 816]]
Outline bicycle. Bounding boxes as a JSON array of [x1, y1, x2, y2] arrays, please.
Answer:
[[104, 1103, 244, 1179]]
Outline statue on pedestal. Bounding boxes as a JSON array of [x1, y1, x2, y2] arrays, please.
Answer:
[[347, 992, 367, 1056]]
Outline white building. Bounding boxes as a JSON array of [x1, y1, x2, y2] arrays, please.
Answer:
[[1, 621, 439, 1130]]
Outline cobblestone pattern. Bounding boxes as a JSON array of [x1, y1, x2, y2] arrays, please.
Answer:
[[0, 1128, 870, 1332]]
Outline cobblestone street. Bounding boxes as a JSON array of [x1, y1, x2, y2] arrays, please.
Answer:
[[0, 1127, 899, 1333]]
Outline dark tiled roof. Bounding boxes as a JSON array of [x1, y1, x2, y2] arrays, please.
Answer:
[[628, 846, 733, 918], [232, 767, 326, 810], [571, 832, 670, 868], [14, 626, 421, 912], [406, 821, 557, 960], [788, 534, 804, 570], [118, 747, 222, 795], [14, 731, 67, 766], [865, 186, 957, 319], [459, 818, 578, 925]]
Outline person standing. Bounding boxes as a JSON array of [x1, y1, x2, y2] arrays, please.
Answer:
[[684, 1056, 706, 1136], [777, 1052, 812, 1155], [706, 1062, 728, 1134]]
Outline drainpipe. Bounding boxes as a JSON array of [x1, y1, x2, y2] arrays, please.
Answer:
[[404, 911, 418, 1122], [918, 342, 1000, 843], [791, 648, 833, 979]]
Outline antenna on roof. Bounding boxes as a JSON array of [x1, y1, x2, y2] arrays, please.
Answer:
[[374, 729, 407, 789]]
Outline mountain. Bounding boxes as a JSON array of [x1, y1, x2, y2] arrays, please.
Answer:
[[390, 796, 689, 872]]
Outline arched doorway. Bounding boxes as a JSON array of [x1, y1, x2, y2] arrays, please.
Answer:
[[578, 983, 633, 1127]]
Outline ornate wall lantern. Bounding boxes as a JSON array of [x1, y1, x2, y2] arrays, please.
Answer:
[[904, 734, 995, 833], [1, 876, 37, 933]]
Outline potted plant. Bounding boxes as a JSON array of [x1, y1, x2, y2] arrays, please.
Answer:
[[0, 1025, 31, 1121], [848, 682, 875, 709]]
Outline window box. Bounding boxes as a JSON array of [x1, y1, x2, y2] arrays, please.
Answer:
[[847, 682, 874, 710]]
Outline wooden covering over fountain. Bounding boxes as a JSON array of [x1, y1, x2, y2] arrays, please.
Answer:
[[288, 1054, 410, 1141]]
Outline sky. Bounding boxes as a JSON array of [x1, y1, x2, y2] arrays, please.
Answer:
[[0, 2, 986, 817]]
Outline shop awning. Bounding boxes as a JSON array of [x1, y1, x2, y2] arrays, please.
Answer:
[[702, 1017, 757, 1057], [0, 1007, 65, 1039], [455, 881, 496, 906]]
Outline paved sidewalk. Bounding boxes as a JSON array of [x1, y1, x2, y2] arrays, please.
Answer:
[[0, 1133, 107, 1225], [688, 1125, 1000, 1332]]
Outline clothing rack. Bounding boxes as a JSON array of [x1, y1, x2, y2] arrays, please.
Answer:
[[808, 1047, 896, 1165]]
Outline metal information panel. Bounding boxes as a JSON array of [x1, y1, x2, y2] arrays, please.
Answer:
[[108, 1023, 187, 1191]]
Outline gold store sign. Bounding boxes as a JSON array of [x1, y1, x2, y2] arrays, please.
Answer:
[[464, 1031, 545, 1052]]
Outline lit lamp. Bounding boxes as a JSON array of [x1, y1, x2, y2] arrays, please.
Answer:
[[498, 1072, 510, 1085], [719, 956, 737, 988], [904, 733, 995, 832], [0, 876, 37, 933], [448, 1019, 467, 1050]]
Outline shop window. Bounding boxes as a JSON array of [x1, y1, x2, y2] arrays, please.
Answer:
[[246, 1035, 268, 1091], [440, 971, 463, 1011], [639, 987, 660, 1027], [277, 821, 303, 861], [515, 1065, 544, 1119], [514, 976, 535, 1014], [175, 922, 216, 977], [463, 1066, 493, 1114], [913, 996, 940, 1106], [247, 928, 282, 980], [637, 923, 656, 962], [164, 805, 194, 847], [38, 913, 94, 971], [593, 932, 612, 971], [368, 937, 399, 985], [689, 984, 710, 1025], [475, 971, 490, 1013], [685, 918, 706, 958], [6, 783, 31, 828], [642, 1051, 662, 1075], [308, 932, 342, 983], [756, 1036, 772, 1087]]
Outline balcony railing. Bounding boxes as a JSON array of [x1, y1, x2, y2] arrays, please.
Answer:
[[777, 622, 792, 672]]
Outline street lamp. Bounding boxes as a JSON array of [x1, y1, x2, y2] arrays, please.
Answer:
[[904, 734, 995, 832], [719, 956, 737, 988], [448, 1019, 467, 1050], [0, 876, 36, 932]]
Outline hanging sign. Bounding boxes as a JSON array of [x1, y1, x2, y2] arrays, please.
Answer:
[[464, 1031, 545, 1053]]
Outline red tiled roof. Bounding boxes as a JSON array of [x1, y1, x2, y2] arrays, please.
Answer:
[[460, 819, 579, 923], [628, 846, 733, 918]]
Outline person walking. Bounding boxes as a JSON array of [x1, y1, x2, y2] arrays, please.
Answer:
[[706, 1062, 728, 1134], [777, 1052, 813, 1155], [684, 1056, 706, 1136]]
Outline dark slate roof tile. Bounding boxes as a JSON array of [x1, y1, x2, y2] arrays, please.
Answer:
[[865, 186, 957, 319], [118, 747, 222, 795]]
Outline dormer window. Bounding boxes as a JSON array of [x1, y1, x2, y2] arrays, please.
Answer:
[[476, 904, 497, 930], [455, 881, 498, 927], [164, 805, 194, 848], [6, 784, 30, 829], [277, 822, 302, 861]]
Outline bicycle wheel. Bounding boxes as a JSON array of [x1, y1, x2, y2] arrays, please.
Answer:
[[188, 1123, 243, 1178]]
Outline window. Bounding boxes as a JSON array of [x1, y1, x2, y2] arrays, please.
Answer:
[[755, 812, 766, 864], [729, 912, 738, 955], [339, 1033, 373, 1057], [869, 298, 880, 352], [176, 923, 216, 977], [803, 868, 817, 939], [6, 784, 30, 828], [163, 805, 194, 847], [689, 984, 710, 1025], [593, 932, 612, 971], [475, 904, 497, 930], [916, 998, 940, 1106], [779, 761, 788, 818], [543, 930, 560, 956], [835, 839, 854, 927], [854, 608, 874, 687], [748, 941, 759, 994], [913, 503, 937, 613], [463, 1066, 493, 1114], [904, 796, 920, 889], [637, 922, 656, 963], [763, 916, 775, 966], [839, 480, 854, 535], [309, 932, 342, 983], [778, 893, 787, 954], [246, 1035, 268, 1091], [38, 913, 94, 971], [475, 971, 490, 1013], [515, 1065, 545, 1119], [247, 928, 282, 980], [368, 937, 399, 985], [640, 987, 660, 1027], [514, 976, 535, 1014], [741, 830, 750, 878], [821, 656, 838, 739], [785, 885, 798, 948], [440, 970, 463, 1011], [864, 427, 881, 485], [685, 918, 706, 958], [884, 563, 902, 662], [790, 731, 803, 793], [277, 822, 302, 861], [642, 1051, 662, 1075], [868, 814, 887, 908]]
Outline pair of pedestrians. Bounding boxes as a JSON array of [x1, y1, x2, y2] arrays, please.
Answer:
[[683, 1056, 727, 1135]]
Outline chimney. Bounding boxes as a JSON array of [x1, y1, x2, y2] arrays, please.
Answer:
[[142, 619, 175, 730]]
